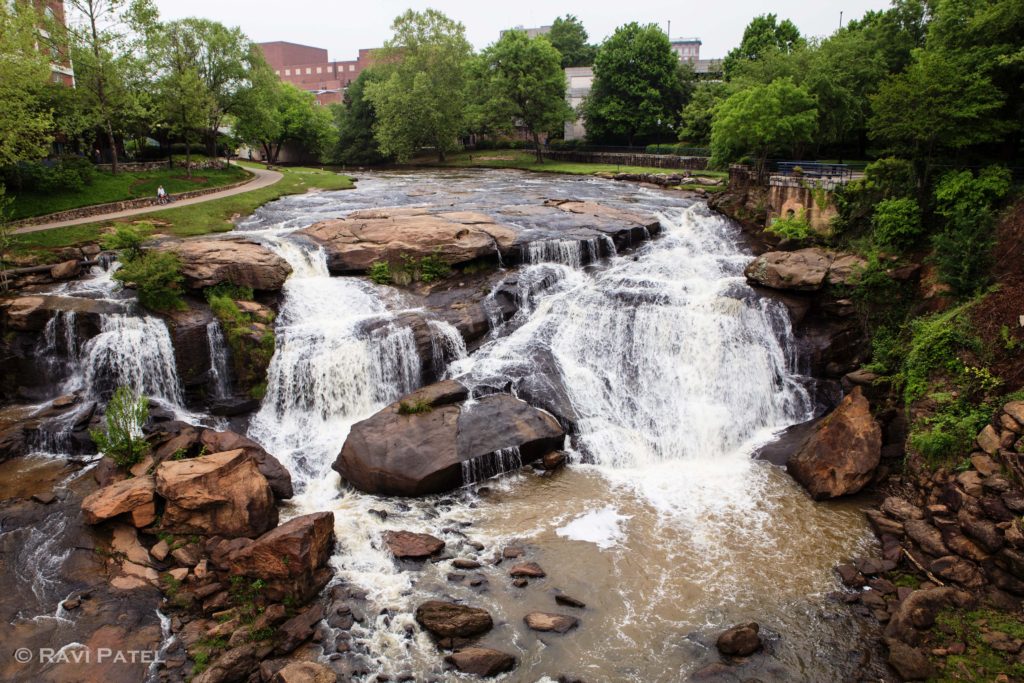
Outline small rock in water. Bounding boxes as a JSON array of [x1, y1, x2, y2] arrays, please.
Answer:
[[447, 573, 466, 583], [502, 546, 525, 560], [542, 451, 567, 470], [715, 622, 762, 656], [31, 491, 57, 505], [445, 647, 517, 677], [62, 597, 81, 611], [383, 530, 445, 560], [415, 601, 493, 639], [509, 562, 545, 578], [453, 558, 481, 570], [368, 508, 389, 520], [512, 578, 529, 588], [555, 593, 586, 609], [524, 611, 579, 633]]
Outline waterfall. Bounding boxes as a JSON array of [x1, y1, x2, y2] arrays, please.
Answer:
[[75, 315, 184, 406], [427, 319, 467, 380], [206, 321, 232, 399], [461, 446, 523, 486], [523, 236, 613, 268], [248, 239, 422, 499]]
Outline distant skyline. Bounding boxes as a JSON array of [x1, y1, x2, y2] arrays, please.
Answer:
[[149, 1, 892, 60]]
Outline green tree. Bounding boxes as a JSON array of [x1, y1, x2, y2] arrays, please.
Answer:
[[331, 69, 389, 165], [0, 2, 55, 168], [114, 250, 185, 311], [677, 81, 728, 144], [65, 0, 157, 173], [710, 78, 817, 173], [547, 15, 596, 68], [90, 385, 150, 467], [723, 13, 803, 79], [583, 23, 691, 145], [477, 31, 571, 162], [236, 81, 334, 164], [365, 9, 473, 162]]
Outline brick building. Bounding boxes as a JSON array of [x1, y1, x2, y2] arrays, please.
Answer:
[[258, 41, 376, 105], [36, 0, 75, 86]]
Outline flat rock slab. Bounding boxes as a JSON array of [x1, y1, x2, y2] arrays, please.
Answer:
[[383, 530, 446, 559], [524, 611, 578, 633], [164, 237, 292, 291], [445, 647, 517, 677], [508, 562, 546, 578]]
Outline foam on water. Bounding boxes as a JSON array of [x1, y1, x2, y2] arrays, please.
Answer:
[[556, 506, 630, 549]]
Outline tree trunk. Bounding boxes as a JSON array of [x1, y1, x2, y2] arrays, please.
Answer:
[[184, 134, 192, 179], [533, 131, 543, 164], [438, 148, 446, 163], [88, 5, 118, 174], [106, 120, 119, 174]]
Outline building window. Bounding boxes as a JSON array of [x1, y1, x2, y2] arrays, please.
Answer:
[[284, 69, 290, 76], [316, 67, 322, 73], [306, 67, 311, 74], [349, 65, 355, 72]]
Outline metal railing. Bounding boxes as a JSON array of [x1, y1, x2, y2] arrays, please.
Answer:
[[775, 162, 853, 182]]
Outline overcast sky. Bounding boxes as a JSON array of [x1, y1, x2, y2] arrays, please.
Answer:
[[151, 1, 892, 60]]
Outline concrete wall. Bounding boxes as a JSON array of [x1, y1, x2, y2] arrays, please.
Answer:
[[767, 176, 839, 235]]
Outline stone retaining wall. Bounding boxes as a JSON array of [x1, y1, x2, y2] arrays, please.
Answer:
[[94, 160, 171, 172], [542, 150, 709, 170]]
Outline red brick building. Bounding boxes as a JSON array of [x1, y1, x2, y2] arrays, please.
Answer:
[[258, 41, 376, 105], [37, 0, 75, 86]]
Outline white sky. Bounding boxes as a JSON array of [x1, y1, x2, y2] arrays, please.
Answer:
[[150, 1, 891, 60]]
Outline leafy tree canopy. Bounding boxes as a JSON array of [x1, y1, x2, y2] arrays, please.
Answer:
[[723, 13, 804, 78], [548, 15, 597, 68]]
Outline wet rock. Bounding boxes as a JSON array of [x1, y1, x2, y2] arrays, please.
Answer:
[[453, 558, 482, 570], [542, 451, 567, 470], [904, 519, 949, 558], [509, 562, 546, 578], [886, 639, 933, 680], [445, 647, 517, 677], [854, 557, 897, 576], [50, 259, 82, 280], [275, 604, 325, 655], [786, 387, 882, 499], [271, 661, 338, 683], [383, 530, 445, 560], [155, 449, 277, 538], [512, 578, 528, 588], [81, 475, 156, 527], [165, 237, 292, 291], [524, 611, 579, 633], [743, 248, 834, 291], [881, 497, 924, 522], [199, 429, 293, 500], [335, 382, 565, 496], [191, 643, 260, 683], [715, 622, 762, 656], [502, 546, 525, 559], [227, 512, 335, 603], [415, 601, 493, 640], [555, 593, 586, 609]]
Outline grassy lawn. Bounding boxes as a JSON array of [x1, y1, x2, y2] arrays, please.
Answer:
[[9, 165, 251, 220], [410, 150, 728, 181], [9, 163, 354, 259]]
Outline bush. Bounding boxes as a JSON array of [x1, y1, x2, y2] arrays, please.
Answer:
[[101, 224, 148, 262], [767, 210, 812, 241], [397, 398, 432, 415], [1, 157, 96, 193], [863, 157, 917, 198], [418, 253, 451, 283], [114, 251, 186, 311], [645, 143, 711, 156], [368, 261, 392, 285], [90, 385, 150, 467], [872, 197, 922, 251], [206, 290, 275, 395]]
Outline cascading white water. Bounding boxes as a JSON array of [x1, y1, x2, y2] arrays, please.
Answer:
[[205, 321, 232, 399], [75, 315, 184, 406], [426, 319, 467, 380], [248, 238, 421, 499], [523, 235, 615, 268], [460, 446, 523, 486]]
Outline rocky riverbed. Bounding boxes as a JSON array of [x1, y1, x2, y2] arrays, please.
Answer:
[[0, 169, 897, 682]]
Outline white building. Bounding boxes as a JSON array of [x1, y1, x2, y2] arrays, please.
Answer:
[[563, 66, 594, 141]]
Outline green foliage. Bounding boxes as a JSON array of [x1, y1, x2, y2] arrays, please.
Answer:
[[90, 386, 150, 468], [901, 303, 984, 405], [548, 15, 596, 68], [114, 251, 186, 311], [710, 78, 817, 171], [583, 23, 692, 146], [418, 253, 451, 283], [677, 81, 729, 145], [872, 197, 922, 251], [910, 400, 994, 465], [204, 282, 254, 301], [0, 3, 56, 168], [101, 224, 147, 262], [767, 209, 812, 241], [390, 252, 452, 284], [331, 69, 390, 165], [723, 13, 804, 79], [931, 609, 1024, 681], [368, 261, 392, 285], [365, 9, 473, 162], [862, 157, 917, 198], [397, 398, 433, 415], [206, 290, 275, 392]]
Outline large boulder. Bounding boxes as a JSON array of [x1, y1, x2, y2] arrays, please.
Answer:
[[334, 381, 565, 496], [297, 209, 518, 274], [445, 647, 517, 677], [81, 475, 156, 527], [786, 387, 882, 499], [744, 248, 866, 292], [199, 429, 293, 500], [0, 294, 119, 333], [165, 237, 292, 291], [226, 512, 335, 602], [383, 530, 445, 559], [155, 449, 277, 538], [415, 601, 493, 640], [716, 622, 762, 656]]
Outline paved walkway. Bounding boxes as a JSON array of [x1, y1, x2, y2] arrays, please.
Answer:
[[13, 165, 283, 234]]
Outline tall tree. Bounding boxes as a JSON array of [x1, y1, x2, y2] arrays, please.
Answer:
[[331, 69, 389, 165], [154, 20, 215, 177], [723, 13, 803, 79], [237, 82, 333, 164], [710, 78, 818, 173], [476, 31, 571, 162], [0, 2, 54, 168], [583, 23, 691, 146], [365, 9, 472, 162], [677, 81, 728, 145], [65, 0, 157, 173], [547, 15, 596, 68]]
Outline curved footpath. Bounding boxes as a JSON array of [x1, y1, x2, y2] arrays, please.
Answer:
[[12, 165, 284, 235]]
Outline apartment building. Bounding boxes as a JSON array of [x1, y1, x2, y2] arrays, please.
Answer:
[[258, 41, 376, 105], [36, 0, 75, 86]]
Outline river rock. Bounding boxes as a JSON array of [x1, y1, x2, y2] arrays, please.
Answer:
[[226, 512, 334, 602], [786, 387, 881, 499], [383, 530, 445, 559], [744, 248, 834, 291], [199, 429, 293, 500], [335, 381, 565, 496], [271, 661, 337, 683], [415, 601, 493, 639], [155, 449, 277, 538], [886, 639, 933, 680], [446, 647, 517, 677], [716, 622, 762, 656], [509, 562, 546, 578], [297, 209, 518, 274], [885, 587, 976, 645], [524, 611, 578, 633], [81, 475, 156, 527], [166, 237, 292, 291]]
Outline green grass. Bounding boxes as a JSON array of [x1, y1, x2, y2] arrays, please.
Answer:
[[9, 165, 250, 220], [10, 163, 354, 258], [412, 150, 728, 180], [930, 608, 1024, 682]]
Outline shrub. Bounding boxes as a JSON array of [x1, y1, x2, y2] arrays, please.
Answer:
[[206, 291, 275, 394], [368, 261, 392, 285], [872, 197, 922, 251], [90, 385, 150, 467], [767, 209, 812, 241], [419, 253, 451, 283], [862, 157, 916, 198], [397, 398, 433, 415], [114, 251, 186, 311], [101, 224, 148, 262], [204, 282, 254, 302]]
